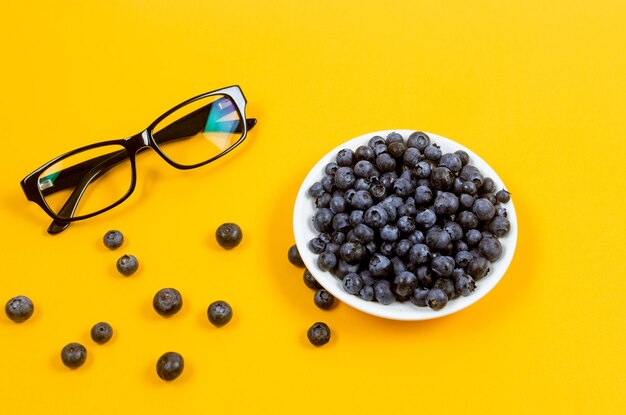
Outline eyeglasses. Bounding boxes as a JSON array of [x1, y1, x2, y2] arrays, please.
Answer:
[[20, 85, 257, 234]]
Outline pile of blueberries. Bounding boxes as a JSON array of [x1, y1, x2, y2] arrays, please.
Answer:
[[306, 132, 512, 311]]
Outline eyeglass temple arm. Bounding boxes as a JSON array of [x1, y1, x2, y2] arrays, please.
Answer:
[[41, 115, 257, 197]]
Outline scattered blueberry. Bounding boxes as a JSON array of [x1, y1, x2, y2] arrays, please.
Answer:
[[207, 301, 233, 327], [314, 289, 335, 310], [116, 254, 139, 276], [153, 288, 183, 317], [61, 343, 87, 369], [288, 244, 305, 267], [215, 223, 243, 249], [307, 322, 331, 346], [90, 322, 113, 344], [156, 352, 184, 381], [103, 230, 124, 250], [5, 295, 34, 323]]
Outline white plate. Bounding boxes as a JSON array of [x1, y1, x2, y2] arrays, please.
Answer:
[[293, 130, 518, 320]]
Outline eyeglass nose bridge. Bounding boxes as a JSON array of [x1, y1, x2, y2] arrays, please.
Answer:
[[128, 130, 151, 151]]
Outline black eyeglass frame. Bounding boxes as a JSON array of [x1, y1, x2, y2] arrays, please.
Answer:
[[20, 85, 256, 234]]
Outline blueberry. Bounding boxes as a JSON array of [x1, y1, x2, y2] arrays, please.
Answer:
[[453, 273, 476, 296], [325, 243, 340, 254], [343, 273, 365, 295], [433, 278, 456, 300], [156, 352, 184, 381], [459, 194, 475, 210], [394, 239, 412, 257], [370, 183, 387, 200], [408, 230, 425, 244], [307, 322, 331, 346], [329, 196, 346, 214], [207, 300, 233, 326], [439, 153, 462, 173], [354, 160, 375, 178], [373, 280, 396, 305], [103, 230, 124, 250], [379, 242, 396, 257], [354, 178, 370, 191], [360, 270, 376, 286], [359, 285, 375, 301], [153, 288, 183, 317], [407, 131, 430, 150], [496, 189, 511, 203], [473, 198, 496, 221], [364, 206, 389, 229], [339, 241, 366, 264], [314, 289, 335, 310], [380, 225, 400, 242], [390, 256, 407, 275], [335, 259, 360, 278], [461, 181, 477, 195], [465, 229, 482, 246], [308, 182, 325, 197], [368, 135, 386, 148], [61, 343, 87, 369], [408, 243, 430, 265], [308, 238, 326, 254], [459, 165, 483, 187], [479, 236, 503, 261], [457, 211, 479, 230], [454, 250, 474, 268], [393, 177, 414, 197], [373, 143, 388, 156], [316, 192, 332, 208], [325, 162, 339, 176], [334, 167, 355, 190], [481, 177, 497, 193], [414, 161, 432, 178], [403, 147, 421, 167], [5, 295, 34, 323], [488, 216, 511, 237], [350, 190, 373, 210], [91, 322, 113, 344], [495, 205, 508, 217], [336, 148, 355, 167], [415, 209, 437, 229], [425, 228, 451, 250], [443, 222, 463, 241], [454, 150, 470, 166], [288, 244, 305, 267], [353, 224, 375, 243], [426, 288, 448, 311], [387, 141, 406, 158], [455, 241, 469, 252], [303, 269, 321, 289], [386, 132, 404, 145], [116, 254, 139, 276], [430, 166, 454, 190], [433, 192, 459, 216], [331, 213, 351, 232], [317, 252, 337, 271], [416, 265, 433, 287], [483, 193, 498, 205], [355, 145, 375, 162], [344, 189, 357, 205], [467, 256, 490, 280], [411, 287, 429, 307], [319, 233, 332, 244], [376, 153, 396, 172], [424, 144, 442, 161], [215, 223, 243, 249], [414, 186, 433, 205], [431, 255, 455, 277], [452, 178, 464, 195], [392, 271, 418, 296], [369, 253, 392, 277], [332, 231, 345, 244]]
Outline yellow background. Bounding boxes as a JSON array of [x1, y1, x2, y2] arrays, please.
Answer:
[[1, 1, 624, 413]]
